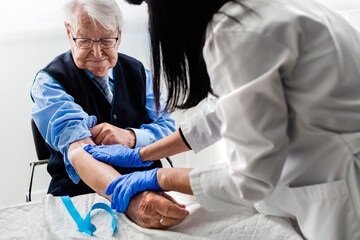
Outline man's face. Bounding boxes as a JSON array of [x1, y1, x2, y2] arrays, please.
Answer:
[[66, 9, 121, 77]]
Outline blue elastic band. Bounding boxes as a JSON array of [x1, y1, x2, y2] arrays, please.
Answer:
[[60, 196, 116, 236], [85, 203, 117, 233]]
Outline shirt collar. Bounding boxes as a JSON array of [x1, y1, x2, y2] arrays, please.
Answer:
[[85, 68, 114, 82]]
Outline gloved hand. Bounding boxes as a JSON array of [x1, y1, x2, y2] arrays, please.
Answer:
[[106, 168, 163, 212], [83, 144, 153, 168]]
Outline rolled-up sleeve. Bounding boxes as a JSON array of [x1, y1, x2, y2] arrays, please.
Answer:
[[31, 72, 94, 183]]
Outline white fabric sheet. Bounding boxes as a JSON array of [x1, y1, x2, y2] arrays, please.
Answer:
[[0, 192, 301, 239]]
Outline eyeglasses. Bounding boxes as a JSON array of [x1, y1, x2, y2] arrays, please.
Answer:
[[68, 25, 119, 49]]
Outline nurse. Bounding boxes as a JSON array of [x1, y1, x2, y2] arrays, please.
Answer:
[[85, 0, 360, 239]]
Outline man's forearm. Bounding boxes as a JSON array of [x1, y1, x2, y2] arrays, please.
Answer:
[[68, 138, 120, 199], [68, 138, 190, 229]]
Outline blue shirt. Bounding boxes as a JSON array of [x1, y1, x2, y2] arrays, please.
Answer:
[[31, 68, 175, 183]]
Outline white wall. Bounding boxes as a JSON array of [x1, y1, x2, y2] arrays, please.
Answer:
[[317, 0, 360, 11], [1, 0, 360, 207]]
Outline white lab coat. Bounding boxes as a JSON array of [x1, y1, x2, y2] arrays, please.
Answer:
[[180, 0, 360, 239]]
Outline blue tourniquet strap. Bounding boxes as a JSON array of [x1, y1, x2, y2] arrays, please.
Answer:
[[85, 203, 117, 233], [60, 196, 116, 236]]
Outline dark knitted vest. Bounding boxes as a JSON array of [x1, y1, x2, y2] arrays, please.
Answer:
[[40, 50, 162, 197]]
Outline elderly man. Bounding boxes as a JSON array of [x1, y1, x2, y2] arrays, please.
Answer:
[[30, 0, 188, 228]]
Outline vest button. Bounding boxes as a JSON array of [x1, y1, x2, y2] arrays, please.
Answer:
[[113, 114, 117, 120]]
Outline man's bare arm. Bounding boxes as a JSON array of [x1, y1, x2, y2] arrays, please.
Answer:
[[67, 137, 119, 199], [67, 137, 189, 228]]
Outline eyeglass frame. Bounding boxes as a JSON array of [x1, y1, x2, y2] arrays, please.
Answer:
[[68, 25, 120, 49]]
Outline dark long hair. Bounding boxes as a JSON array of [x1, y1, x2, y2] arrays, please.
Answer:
[[126, 0, 246, 112]]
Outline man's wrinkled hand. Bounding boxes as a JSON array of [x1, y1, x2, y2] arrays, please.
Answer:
[[125, 191, 189, 229], [90, 123, 136, 148]]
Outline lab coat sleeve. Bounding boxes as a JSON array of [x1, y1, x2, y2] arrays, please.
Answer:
[[179, 96, 222, 153], [189, 26, 297, 211]]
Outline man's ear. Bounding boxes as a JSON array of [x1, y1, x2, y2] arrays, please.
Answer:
[[65, 22, 71, 39], [118, 29, 122, 45]]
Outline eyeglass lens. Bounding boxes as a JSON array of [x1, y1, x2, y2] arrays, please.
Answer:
[[75, 39, 117, 49]]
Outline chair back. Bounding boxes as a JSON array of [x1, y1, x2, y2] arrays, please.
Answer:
[[31, 119, 51, 160]]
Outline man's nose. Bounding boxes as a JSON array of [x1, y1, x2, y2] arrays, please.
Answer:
[[92, 41, 103, 58]]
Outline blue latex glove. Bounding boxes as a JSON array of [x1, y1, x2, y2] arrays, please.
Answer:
[[83, 144, 153, 168], [106, 168, 162, 212]]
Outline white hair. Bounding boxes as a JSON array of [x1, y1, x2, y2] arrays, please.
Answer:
[[64, 0, 123, 30]]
